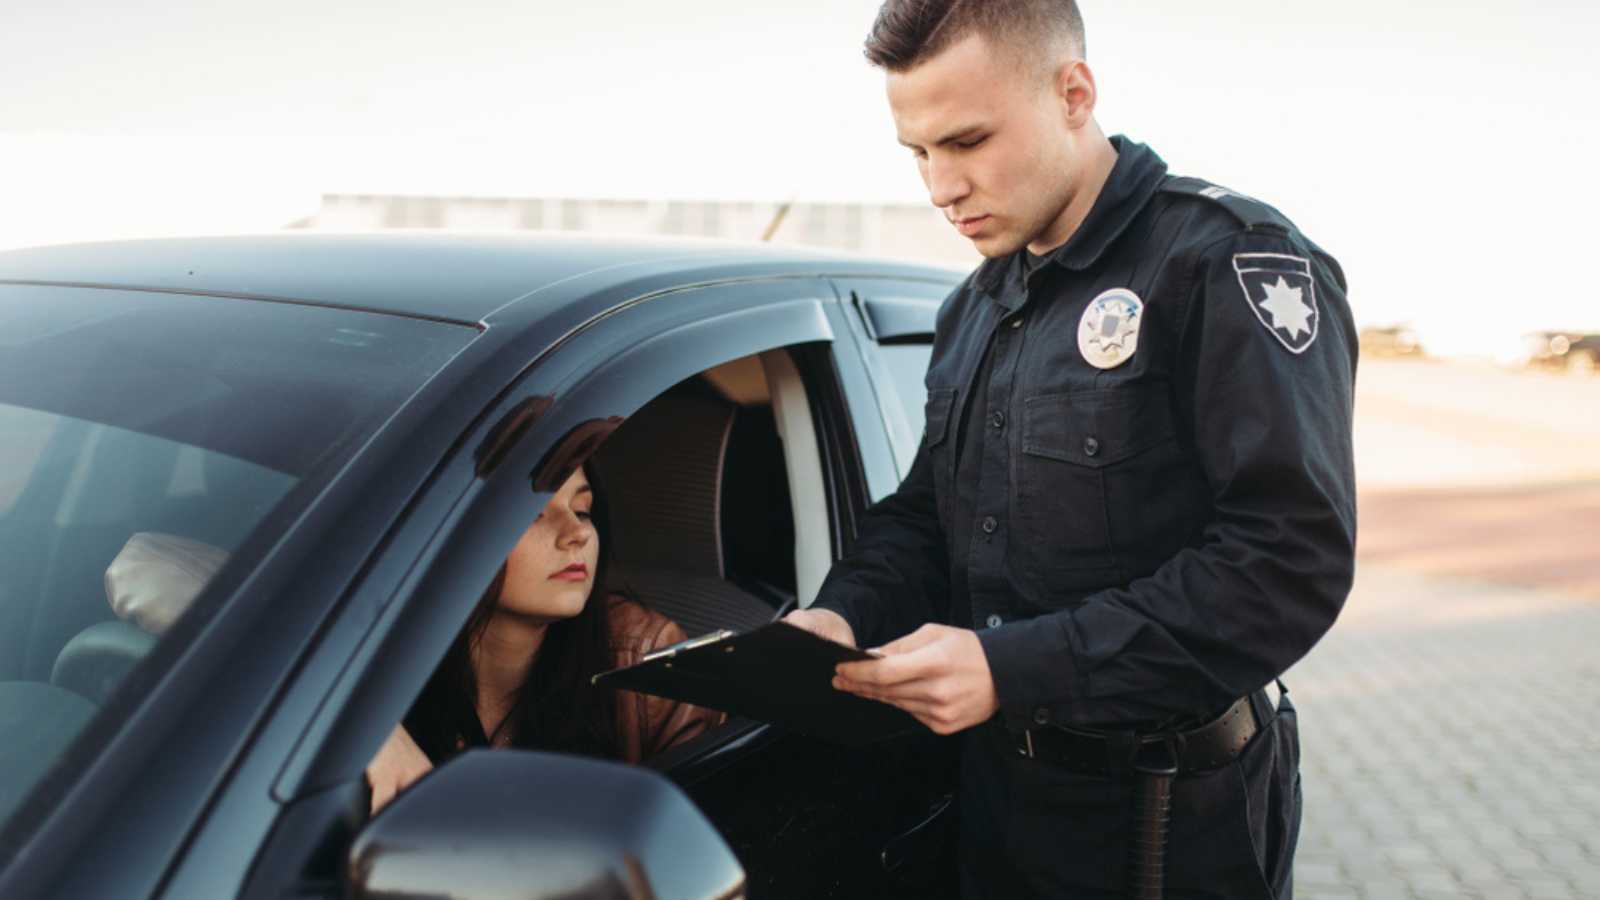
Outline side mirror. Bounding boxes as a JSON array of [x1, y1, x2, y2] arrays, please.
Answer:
[[346, 749, 745, 900]]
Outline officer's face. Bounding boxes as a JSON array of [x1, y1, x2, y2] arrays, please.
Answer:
[[888, 33, 1094, 257]]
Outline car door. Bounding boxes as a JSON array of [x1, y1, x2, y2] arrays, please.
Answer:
[[812, 275, 962, 893], [670, 283, 961, 899], [166, 273, 946, 900]]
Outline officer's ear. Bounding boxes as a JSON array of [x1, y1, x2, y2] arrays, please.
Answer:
[[1053, 59, 1097, 130]]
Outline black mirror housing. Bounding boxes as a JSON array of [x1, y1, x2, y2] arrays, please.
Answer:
[[347, 749, 745, 900]]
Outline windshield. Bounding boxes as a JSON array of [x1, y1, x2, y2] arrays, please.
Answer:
[[0, 283, 475, 827]]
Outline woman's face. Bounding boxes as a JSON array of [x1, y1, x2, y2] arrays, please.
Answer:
[[499, 469, 600, 622]]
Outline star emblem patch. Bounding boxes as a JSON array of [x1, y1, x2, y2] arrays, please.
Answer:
[[1232, 253, 1319, 353]]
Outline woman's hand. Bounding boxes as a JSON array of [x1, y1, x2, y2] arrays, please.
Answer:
[[366, 724, 433, 814]]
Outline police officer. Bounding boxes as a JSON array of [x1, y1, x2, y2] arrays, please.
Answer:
[[784, 2, 1356, 898]]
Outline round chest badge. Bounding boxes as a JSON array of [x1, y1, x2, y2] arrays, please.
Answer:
[[1078, 288, 1144, 370]]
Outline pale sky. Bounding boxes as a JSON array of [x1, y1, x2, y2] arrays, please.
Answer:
[[3, 0, 1599, 355]]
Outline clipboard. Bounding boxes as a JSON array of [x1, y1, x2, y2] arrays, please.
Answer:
[[591, 621, 923, 746]]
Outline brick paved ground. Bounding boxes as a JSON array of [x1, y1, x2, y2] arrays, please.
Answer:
[[1287, 564, 1600, 900], [1282, 359, 1600, 899]]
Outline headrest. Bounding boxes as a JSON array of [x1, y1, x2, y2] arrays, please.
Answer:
[[51, 620, 158, 705], [104, 532, 229, 635], [592, 383, 736, 579]]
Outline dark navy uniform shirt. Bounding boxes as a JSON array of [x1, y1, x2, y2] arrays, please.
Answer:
[[815, 136, 1358, 731]]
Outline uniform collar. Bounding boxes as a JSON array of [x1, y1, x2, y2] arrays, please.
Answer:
[[973, 136, 1168, 305]]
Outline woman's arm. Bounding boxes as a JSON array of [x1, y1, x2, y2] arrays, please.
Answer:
[[606, 596, 727, 762], [366, 724, 434, 813], [637, 679, 725, 760]]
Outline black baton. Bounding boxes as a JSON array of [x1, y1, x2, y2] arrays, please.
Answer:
[[1126, 737, 1179, 900]]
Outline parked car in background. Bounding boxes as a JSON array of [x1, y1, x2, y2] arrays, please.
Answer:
[[1358, 324, 1425, 358], [1519, 330, 1600, 374], [0, 234, 964, 900]]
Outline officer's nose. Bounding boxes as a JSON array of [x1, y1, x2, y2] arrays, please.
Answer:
[[925, 157, 971, 211]]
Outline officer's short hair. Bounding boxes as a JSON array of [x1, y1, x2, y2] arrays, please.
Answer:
[[863, 0, 1086, 73]]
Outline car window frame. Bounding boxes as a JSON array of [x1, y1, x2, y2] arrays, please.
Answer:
[[828, 278, 951, 485]]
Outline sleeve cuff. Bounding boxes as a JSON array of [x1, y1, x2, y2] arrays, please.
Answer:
[[809, 593, 870, 646], [977, 615, 1081, 730]]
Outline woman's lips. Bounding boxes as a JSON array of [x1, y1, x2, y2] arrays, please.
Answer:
[[549, 564, 589, 581], [954, 215, 990, 237]]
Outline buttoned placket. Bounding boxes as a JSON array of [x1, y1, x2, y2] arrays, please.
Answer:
[[966, 298, 1029, 631]]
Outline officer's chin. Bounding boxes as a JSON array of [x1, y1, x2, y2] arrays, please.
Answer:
[[972, 232, 1027, 259]]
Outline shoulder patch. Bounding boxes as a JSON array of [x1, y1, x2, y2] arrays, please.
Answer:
[[1161, 176, 1287, 233], [1233, 253, 1319, 353]]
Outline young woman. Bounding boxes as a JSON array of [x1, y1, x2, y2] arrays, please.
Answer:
[[365, 464, 722, 811]]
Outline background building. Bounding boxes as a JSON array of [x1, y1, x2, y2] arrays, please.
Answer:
[[296, 193, 978, 269]]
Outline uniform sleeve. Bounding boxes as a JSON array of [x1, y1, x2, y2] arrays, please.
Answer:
[[811, 437, 950, 648], [979, 230, 1357, 727]]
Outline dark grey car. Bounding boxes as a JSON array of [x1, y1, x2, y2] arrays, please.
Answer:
[[0, 233, 962, 899]]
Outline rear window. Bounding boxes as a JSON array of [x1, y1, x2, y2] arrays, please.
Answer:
[[0, 284, 475, 827]]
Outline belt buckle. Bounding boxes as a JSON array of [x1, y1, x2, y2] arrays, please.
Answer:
[[1132, 734, 1180, 778]]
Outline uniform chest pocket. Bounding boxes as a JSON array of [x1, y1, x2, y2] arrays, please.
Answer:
[[1013, 386, 1182, 593], [1021, 386, 1176, 468]]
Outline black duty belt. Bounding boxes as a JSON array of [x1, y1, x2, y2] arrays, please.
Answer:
[[1010, 687, 1275, 776]]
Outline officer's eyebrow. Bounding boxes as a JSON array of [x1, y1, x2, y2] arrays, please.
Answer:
[[898, 124, 989, 150]]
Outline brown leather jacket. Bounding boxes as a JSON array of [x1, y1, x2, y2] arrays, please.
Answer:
[[605, 594, 725, 763]]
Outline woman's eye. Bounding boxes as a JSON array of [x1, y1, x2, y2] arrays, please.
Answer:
[[576, 511, 593, 521]]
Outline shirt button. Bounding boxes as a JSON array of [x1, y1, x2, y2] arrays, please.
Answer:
[[1033, 708, 1051, 725], [985, 614, 1003, 628], [1010, 318, 1023, 329], [1083, 436, 1101, 457], [989, 410, 1006, 429], [981, 515, 998, 534]]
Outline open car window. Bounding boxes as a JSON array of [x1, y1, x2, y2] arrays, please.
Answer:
[[372, 341, 841, 783], [592, 349, 821, 633], [0, 284, 474, 831]]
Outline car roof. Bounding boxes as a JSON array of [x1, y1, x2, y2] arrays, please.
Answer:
[[0, 232, 961, 324]]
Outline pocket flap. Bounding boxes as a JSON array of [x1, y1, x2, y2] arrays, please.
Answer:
[[1022, 387, 1175, 468]]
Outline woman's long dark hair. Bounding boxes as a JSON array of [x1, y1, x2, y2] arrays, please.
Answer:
[[404, 463, 620, 761]]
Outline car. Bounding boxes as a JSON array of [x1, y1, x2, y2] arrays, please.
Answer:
[[0, 233, 966, 900], [1356, 323, 1423, 358], [1519, 330, 1600, 374]]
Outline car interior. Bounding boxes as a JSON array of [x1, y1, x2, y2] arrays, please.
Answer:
[[0, 411, 298, 825], [592, 348, 830, 637]]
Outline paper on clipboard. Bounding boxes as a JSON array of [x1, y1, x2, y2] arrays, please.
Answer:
[[591, 621, 921, 746]]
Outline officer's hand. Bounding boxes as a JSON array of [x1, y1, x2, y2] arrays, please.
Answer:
[[782, 607, 857, 648], [833, 624, 999, 735]]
